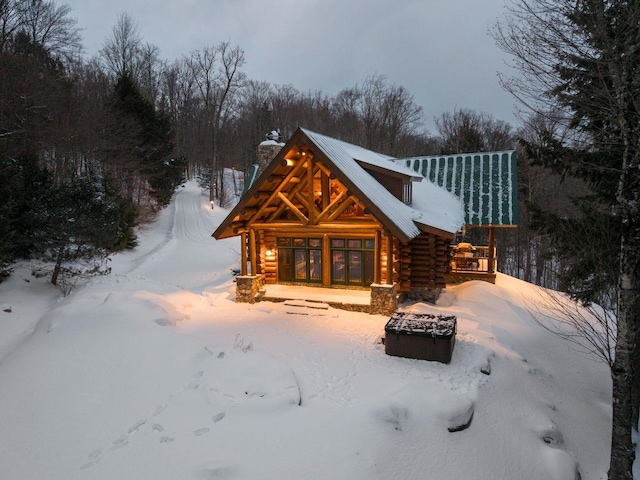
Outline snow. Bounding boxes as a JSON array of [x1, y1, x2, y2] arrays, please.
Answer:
[[0, 179, 614, 479], [301, 128, 463, 239], [410, 177, 465, 234]]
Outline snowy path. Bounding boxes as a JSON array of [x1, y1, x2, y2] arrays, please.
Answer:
[[112, 182, 239, 292], [0, 179, 612, 480]]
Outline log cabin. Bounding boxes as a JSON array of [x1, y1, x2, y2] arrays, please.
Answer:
[[212, 127, 467, 315]]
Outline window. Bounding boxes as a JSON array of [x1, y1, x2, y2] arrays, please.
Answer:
[[402, 181, 412, 204], [277, 238, 322, 283], [330, 238, 375, 286]]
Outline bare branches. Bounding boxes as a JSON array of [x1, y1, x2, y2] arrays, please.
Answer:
[[434, 108, 515, 154], [526, 286, 616, 368], [101, 12, 142, 78], [0, 0, 81, 62]]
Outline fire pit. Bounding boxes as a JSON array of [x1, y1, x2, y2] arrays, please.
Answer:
[[384, 312, 457, 363]]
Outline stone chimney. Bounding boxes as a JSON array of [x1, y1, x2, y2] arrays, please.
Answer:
[[257, 129, 284, 175]]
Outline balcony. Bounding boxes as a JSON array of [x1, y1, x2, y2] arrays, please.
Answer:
[[447, 243, 496, 284]]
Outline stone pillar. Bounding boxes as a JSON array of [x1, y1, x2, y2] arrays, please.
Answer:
[[408, 286, 443, 304], [235, 275, 264, 303], [370, 283, 398, 316]]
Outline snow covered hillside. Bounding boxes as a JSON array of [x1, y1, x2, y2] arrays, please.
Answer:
[[0, 180, 612, 480]]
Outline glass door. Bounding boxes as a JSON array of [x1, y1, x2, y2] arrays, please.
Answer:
[[277, 238, 323, 283], [330, 238, 375, 286]]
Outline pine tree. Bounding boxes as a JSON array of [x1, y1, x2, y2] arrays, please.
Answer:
[[29, 170, 138, 287], [495, 1, 640, 477], [110, 73, 178, 207]]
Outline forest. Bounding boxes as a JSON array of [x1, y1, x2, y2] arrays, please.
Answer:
[[3, 1, 640, 476], [0, 1, 584, 292]]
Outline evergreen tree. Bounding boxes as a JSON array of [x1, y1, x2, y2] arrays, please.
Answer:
[[495, 1, 640, 476], [110, 73, 178, 207], [29, 170, 138, 287]]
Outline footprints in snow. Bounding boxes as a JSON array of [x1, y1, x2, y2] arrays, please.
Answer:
[[79, 449, 102, 470], [79, 369, 227, 470]]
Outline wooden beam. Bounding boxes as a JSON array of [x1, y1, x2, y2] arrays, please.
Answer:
[[321, 171, 330, 210], [230, 221, 246, 233], [307, 158, 315, 224], [293, 191, 321, 222], [249, 222, 382, 233], [241, 207, 257, 216], [253, 191, 270, 200], [266, 169, 311, 222], [315, 161, 332, 177], [249, 161, 308, 223], [276, 192, 309, 224], [326, 196, 355, 222], [386, 231, 393, 285], [374, 230, 381, 284], [488, 226, 496, 274], [322, 233, 331, 287], [315, 190, 347, 223], [240, 232, 247, 276], [249, 229, 257, 275]]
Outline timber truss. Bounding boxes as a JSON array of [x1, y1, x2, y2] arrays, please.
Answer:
[[230, 145, 382, 234]]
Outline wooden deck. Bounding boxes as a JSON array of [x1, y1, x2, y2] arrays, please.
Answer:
[[445, 271, 496, 285]]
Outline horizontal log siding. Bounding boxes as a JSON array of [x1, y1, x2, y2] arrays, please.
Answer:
[[260, 230, 278, 283], [404, 233, 452, 289], [397, 241, 412, 291]]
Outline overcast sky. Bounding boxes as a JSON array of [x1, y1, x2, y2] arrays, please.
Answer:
[[64, 0, 517, 133]]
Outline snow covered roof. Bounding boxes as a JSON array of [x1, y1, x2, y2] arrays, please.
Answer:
[[394, 152, 518, 226], [300, 128, 463, 240], [214, 128, 464, 242], [310, 133, 421, 180]]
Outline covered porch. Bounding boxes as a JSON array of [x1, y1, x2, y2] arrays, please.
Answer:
[[235, 275, 399, 315]]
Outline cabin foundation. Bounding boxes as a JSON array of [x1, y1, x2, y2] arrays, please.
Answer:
[[370, 283, 398, 316], [407, 286, 443, 304], [235, 275, 265, 303]]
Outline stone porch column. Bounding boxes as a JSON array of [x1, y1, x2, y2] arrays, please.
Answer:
[[235, 275, 264, 303], [370, 283, 398, 316]]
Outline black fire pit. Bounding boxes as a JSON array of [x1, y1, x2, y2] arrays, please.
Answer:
[[384, 312, 457, 363]]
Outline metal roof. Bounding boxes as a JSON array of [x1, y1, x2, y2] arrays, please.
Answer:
[[213, 128, 464, 243], [394, 151, 518, 226], [301, 128, 463, 240]]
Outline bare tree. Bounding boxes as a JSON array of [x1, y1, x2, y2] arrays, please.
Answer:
[[101, 12, 141, 78], [136, 42, 164, 106], [435, 108, 515, 154], [0, 0, 21, 53], [380, 83, 423, 156], [528, 287, 616, 368], [185, 41, 246, 205], [18, 0, 82, 62]]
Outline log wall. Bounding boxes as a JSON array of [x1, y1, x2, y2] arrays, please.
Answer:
[[258, 230, 278, 283], [395, 232, 453, 292], [253, 228, 452, 292]]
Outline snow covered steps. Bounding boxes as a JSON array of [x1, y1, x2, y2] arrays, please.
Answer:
[[282, 299, 330, 315]]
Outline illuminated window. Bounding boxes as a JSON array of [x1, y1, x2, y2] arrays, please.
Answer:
[[277, 238, 322, 283], [330, 238, 374, 286]]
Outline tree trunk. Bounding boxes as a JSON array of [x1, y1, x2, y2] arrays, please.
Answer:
[[609, 152, 640, 479], [610, 231, 639, 479], [50, 248, 64, 286]]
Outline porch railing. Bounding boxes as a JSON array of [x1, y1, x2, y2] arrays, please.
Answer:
[[450, 245, 496, 273]]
